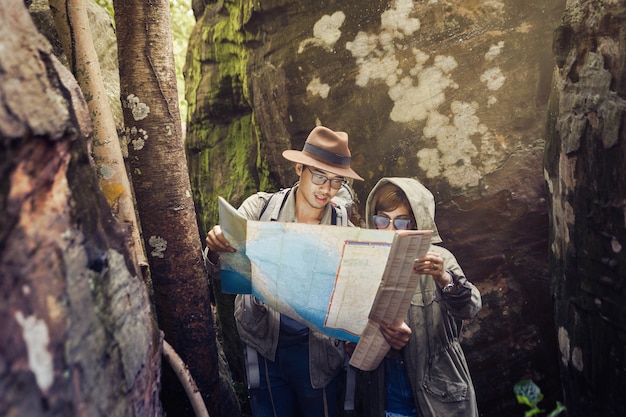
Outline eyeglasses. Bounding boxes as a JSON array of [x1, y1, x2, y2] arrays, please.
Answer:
[[305, 167, 346, 190], [372, 215, 413, 230]]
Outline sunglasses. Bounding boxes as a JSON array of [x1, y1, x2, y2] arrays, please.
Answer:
[[372, 215, 413, 230], [306, 167, 346, 190]]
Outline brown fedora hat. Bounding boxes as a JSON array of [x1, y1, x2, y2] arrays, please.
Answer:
[[283, 126, 364, 181]]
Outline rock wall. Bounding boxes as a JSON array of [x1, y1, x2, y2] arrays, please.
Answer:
[[185, 0, 566, 414], [547, 1, 626, 416]]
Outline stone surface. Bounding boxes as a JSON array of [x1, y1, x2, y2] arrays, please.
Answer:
[[547, 1, 626, 416]]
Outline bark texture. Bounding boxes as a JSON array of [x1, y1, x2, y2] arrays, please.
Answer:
[[0, 0, 162, 415], [49, 0, 147, 269], [114, 0, 239, 416], [547, 1, 626, 416], [185, 0, 566, 415]]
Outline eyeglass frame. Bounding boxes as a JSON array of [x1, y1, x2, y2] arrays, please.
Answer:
[[372, 215, 413, 230], [304, 166, 346, 190]]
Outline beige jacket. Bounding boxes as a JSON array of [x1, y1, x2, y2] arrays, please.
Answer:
[[233, 186, 346, 389]]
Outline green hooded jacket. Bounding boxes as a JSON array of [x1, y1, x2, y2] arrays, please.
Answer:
[[353, 177, 482, 417]]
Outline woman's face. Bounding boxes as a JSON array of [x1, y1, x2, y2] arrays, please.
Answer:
[[373, 205, 413, 231]]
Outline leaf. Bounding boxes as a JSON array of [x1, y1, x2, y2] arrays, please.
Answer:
[[514, 379, 544, 407], [516, 394, 535, 408], [547, 401, 567, 417], [525, 408, 543, 417]]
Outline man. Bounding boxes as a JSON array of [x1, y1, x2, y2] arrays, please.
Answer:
[[205, 126, 363, 417]]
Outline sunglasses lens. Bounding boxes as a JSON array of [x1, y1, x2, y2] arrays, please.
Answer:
[[393, 219, 412, 230], [373, 215, 390, 229]]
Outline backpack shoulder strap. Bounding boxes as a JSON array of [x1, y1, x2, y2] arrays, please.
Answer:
[[331, 182, 353, 226], [331, 202, 349, 226], [258, 188, 292, 221]]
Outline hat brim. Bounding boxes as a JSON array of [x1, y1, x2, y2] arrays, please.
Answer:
[[283, 150, 364, 181]]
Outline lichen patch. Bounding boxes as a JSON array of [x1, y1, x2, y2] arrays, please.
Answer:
[[15, 312, 54, 392], [149, 235, 167, 258], [125, 94, 150, 121]]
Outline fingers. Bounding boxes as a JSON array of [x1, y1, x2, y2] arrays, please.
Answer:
[[380, 322, 411, 350], [413, 251, 444, 277], [205, 225, 235, 253]]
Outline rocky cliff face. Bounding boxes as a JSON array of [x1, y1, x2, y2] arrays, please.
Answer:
[[547, 1, 626, 416], [185, 0, 565, 414]]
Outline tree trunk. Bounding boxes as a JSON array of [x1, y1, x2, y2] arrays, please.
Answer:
[[48, 0, 148, 270], [547, 1, 626, 416], [0, 0, 162, 415], [113, 1, 238, 415]]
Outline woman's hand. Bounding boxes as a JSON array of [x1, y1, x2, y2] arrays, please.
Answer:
[[414, 251, 452, 289], [380, 321, 411, 350]]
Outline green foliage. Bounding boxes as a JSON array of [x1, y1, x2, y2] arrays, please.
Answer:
[[514, 380, 566, 417], [169, 0, 195, 122], [93, 0, 114, 19]]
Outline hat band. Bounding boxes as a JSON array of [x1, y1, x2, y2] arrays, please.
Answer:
[[302, 142, 351, 167]]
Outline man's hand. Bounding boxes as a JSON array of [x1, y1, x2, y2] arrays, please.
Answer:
[[379, 322, 411, 351], [205, 225, 236, 263]]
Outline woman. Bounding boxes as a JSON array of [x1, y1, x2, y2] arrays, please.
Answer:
[[353, 177, 481, 417]]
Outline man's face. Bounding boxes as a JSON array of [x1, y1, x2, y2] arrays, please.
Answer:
[[296, 164, 344, 209]]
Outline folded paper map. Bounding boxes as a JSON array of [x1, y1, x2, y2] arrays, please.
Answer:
[[217, 196, 431, 370]]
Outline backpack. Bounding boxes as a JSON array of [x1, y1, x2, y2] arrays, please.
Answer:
[[258, 183, 353, 226]]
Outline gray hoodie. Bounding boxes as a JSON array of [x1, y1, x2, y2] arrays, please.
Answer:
[[354, 177, 481, 417]]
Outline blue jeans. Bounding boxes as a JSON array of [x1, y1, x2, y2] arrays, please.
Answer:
[[249, 342, 340, 417], [384, 357, 417, 417]]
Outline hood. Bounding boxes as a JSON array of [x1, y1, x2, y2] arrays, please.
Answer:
[[365, 177, 442, 244]]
